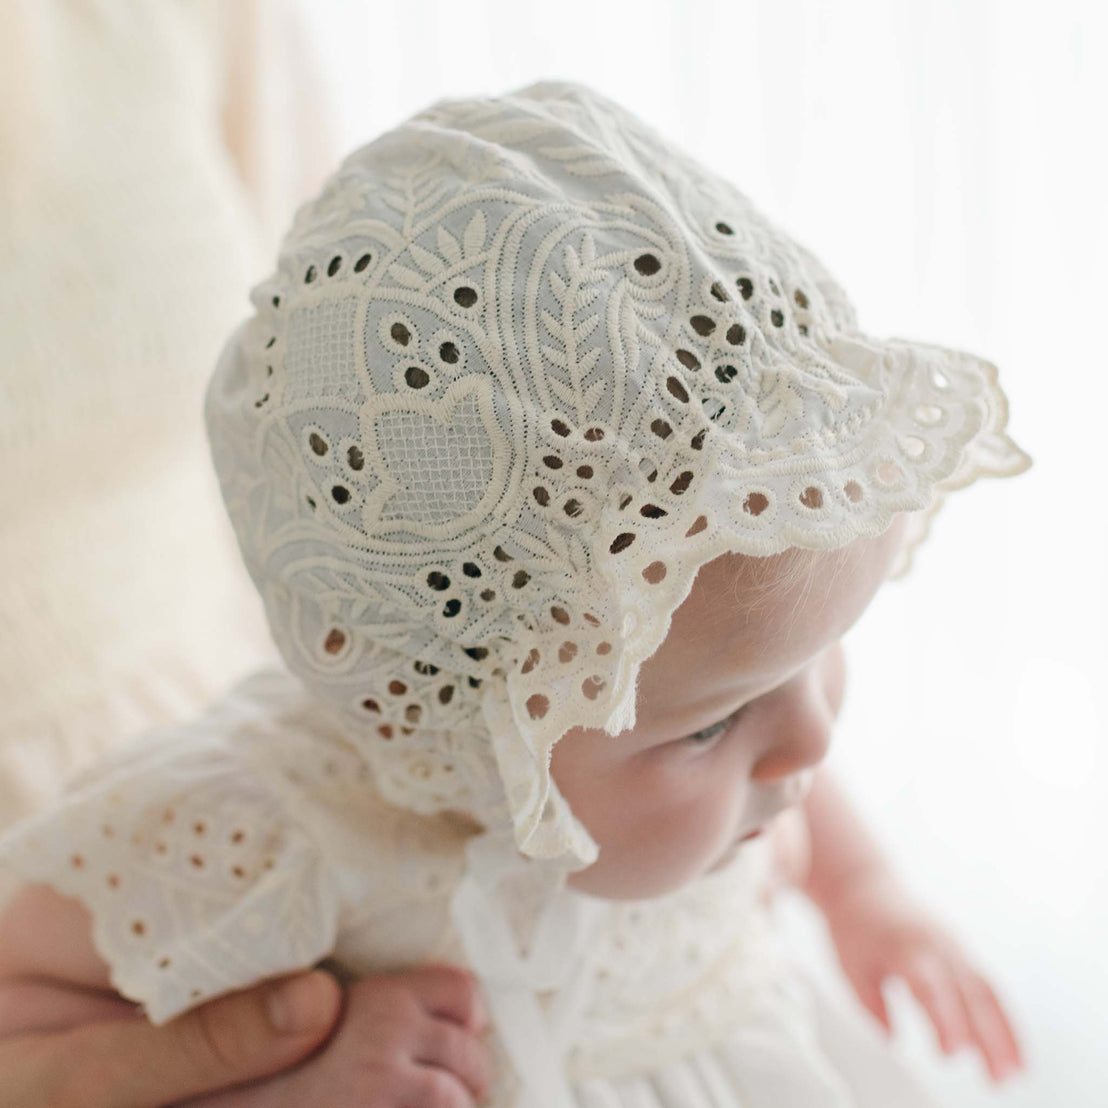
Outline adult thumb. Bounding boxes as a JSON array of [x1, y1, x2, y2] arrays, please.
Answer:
[[74, 970, 342, 1108]]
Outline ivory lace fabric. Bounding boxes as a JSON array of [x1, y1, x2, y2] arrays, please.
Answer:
[[0, 669, 938, 1107], [205, 79, 1028, 872]]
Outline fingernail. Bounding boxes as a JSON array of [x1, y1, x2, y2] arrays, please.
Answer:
[[267, 972, 335, 1034]]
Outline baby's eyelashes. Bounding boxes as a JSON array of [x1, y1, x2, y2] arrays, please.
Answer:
[[682, 704, 748, 745]]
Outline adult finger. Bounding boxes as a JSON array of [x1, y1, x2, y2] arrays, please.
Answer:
[[68, 970, 342, 1108], [404, 964, 488, 1031], [415, 1015, 493, 1101]]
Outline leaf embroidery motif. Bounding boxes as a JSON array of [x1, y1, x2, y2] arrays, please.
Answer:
[[437, 226, 462, 266], [464, 210, 487, 256], [390, 265, 425, 290], [408, 242, 446, 276]]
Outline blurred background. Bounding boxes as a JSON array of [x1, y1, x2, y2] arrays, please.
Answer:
[[2, 1, 1103, 1104]]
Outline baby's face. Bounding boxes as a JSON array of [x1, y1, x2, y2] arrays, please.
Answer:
[[550, 517, 907, 899]]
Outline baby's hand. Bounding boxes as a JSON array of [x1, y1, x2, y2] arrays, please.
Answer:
[[180, 964, 494, 1108], [822, 868, 1024, 1084]]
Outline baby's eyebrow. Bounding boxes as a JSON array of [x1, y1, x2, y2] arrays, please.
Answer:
[[633, 691, 754, 746], [635, 661, 817, 745]]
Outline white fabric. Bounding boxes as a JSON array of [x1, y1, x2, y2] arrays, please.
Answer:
[[204, 79, 1029, 874], [0, 668, 937, 1107]]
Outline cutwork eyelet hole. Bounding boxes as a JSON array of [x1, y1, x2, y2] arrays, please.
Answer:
[[877, 461, 903, 485], [743, 492, 769, 516], [582, 676, 605, 699], [666, 376, 689, 402]]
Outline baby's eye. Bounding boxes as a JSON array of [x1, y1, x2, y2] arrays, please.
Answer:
[[683, 705, 746, 744]]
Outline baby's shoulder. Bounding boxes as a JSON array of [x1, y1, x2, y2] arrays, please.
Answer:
[[212, 669, 474, 908]]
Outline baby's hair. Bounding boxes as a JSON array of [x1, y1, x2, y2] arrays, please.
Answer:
[[711, 526, 901, 642], [723, 547, 826, 620]]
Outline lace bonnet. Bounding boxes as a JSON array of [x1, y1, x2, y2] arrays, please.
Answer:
[[205, 79, 1028, 872]]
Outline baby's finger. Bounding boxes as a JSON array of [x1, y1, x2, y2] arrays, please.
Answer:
[[956, 973, 1024, 1082], [901, 955, 971, 1055], [416, 1017, 493, 1101], [852, 972, 891, 1034], [402, 1060, 476, 1108], [404, 964, 488, 1031]]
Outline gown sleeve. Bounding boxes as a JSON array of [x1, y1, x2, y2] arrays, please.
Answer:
[[0, 671, 352, 1025]]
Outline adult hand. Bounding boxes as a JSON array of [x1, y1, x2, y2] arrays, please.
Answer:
[[0, 969, 342, 1108]]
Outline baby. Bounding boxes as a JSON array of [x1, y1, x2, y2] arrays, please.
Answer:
[[0, 80, 1028, 1107]]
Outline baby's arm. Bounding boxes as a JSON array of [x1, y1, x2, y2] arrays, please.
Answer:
[[0, 882, 139, 1036], [796, 771, 1024, 1083]]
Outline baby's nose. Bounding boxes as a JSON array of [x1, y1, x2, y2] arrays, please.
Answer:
[[749, 695, 832, 782]]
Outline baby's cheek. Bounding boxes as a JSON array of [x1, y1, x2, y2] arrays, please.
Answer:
[[559, 753, 738, 898], [619, 761, 741, 895], [652, 788, 738, 879]]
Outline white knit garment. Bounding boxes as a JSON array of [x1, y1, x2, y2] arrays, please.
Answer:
[[205, 79, 1028, 870], [0, 0, 332, 835]]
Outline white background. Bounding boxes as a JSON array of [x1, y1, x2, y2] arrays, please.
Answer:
[[297, 2, 1105, 1103]]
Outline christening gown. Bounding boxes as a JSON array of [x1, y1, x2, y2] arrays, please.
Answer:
[[0, 667, 938, 1108]]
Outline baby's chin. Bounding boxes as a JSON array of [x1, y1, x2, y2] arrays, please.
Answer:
[[564, 835, 755, 899], [704, 821, 773, 875]]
